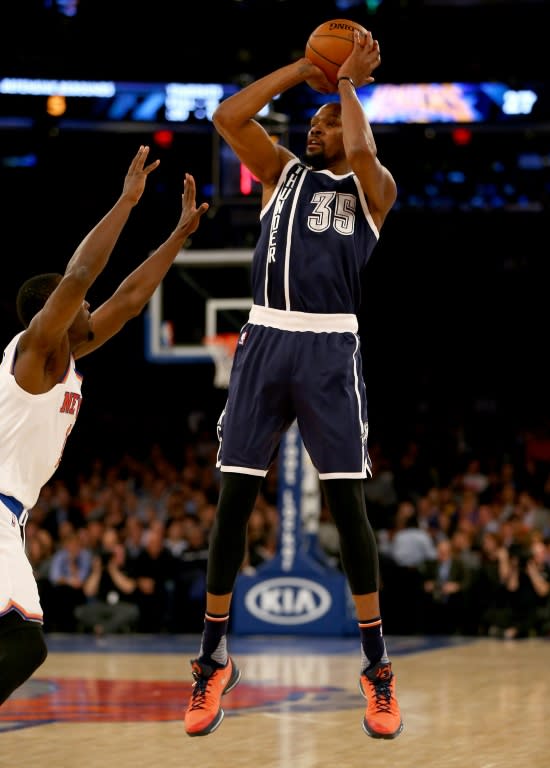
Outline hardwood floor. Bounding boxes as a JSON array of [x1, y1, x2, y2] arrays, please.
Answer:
[[1, 634, 548, 768]]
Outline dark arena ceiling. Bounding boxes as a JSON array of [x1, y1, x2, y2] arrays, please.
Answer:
[[0, 0, 545, 85]]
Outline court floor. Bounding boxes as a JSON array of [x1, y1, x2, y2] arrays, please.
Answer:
[[1, 633, 548, 768]]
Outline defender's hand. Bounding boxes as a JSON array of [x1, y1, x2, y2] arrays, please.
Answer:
[[121, 145, 161, 206]]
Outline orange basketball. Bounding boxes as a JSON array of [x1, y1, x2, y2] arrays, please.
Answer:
[[305, 19, 368, 85]]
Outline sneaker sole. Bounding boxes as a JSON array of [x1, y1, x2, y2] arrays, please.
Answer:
[[362, 719, 404, 740], [187, 708, 225, 737], [186, 663, 242, 737]]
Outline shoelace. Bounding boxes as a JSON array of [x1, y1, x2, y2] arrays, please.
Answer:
[[369, 678, 394, 714], [189, 674, 211, 711]]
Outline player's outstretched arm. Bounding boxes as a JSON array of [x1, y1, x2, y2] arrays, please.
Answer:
[[27, 146, 159, 350], [74, 172, 209, 359], [14, 146, 158, 394]]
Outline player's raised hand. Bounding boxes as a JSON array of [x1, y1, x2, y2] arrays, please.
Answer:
[[121, 145, 161, 206], [175, 173, 209, 236], [338, 31, 382, 88], [302, 57, 339, 95]]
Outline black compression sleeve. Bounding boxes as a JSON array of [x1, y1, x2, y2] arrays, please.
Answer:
[[206, 472, 263, 595], [320, 478, 380, 595]]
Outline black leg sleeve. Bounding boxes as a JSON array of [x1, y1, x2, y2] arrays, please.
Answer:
[[0, 613, 48, 706], [320, 478, 380, 595], [206, 472, 263, 595]]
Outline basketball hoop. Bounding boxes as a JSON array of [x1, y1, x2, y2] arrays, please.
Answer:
[[203, 333, 240, 389]]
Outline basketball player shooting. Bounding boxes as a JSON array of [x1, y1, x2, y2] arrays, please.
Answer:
[[0, 146, 208, 706], [183, 30, 403, 740]]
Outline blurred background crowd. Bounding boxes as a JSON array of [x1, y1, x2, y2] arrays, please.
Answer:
[[26, 410, 550, 640]]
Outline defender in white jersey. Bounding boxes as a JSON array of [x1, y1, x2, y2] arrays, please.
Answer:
[[184, 29, 403, 741], [0, 146, 208, 706]]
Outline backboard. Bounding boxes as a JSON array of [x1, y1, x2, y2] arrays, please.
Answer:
[[144, 248, 253, 364]]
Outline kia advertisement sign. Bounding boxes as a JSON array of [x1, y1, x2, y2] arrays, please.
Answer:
[[244, 577, 332, 625]]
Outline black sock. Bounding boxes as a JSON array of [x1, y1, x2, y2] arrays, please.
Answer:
[[198, 613, 229, 668], [358, 616, 388, 671]]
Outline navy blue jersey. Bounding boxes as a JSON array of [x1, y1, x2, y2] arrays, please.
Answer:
[[217, 158, 381, 479], [251, 158, 380, 314]]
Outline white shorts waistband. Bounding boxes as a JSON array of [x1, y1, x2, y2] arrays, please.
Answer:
[[248, 305, 358, 333]]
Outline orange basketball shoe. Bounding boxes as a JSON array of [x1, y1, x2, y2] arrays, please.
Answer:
[[184, 657, 241, 737], [359, 660, 403, 739]]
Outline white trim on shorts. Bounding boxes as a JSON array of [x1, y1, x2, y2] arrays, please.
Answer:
[[220, 465, 267, 477], [248, 305, 358, 334]]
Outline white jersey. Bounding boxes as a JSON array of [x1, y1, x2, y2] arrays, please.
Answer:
[[0, 332, 83, 510]]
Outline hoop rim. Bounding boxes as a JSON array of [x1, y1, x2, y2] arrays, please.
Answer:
[[202, 331, 240, 349], [202, 332, 240, 360], [202, 333, 240, 389]]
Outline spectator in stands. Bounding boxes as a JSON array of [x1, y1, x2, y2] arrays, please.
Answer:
[[244, 507, 277, 570], [363, 445, 398, 529], [48, 528, 92, 631], [516, 490, 550, 537], [451, 525, 481, 572], [165, 518, 188, 558], [132, 523, 176, 632], [415, 488, 442, 532], [421, 537, 469, 635], [124, 515, 145, 561], [494, 538, 550, 638], [41, 480, 86, 542], [473, 531, 508, 635], [498, 482, 518, 522], [171, 517, 209, 633], [450, 527, 481, 634], [394, 440, 435, 503], [384, 502, 437, 633], [390, 503, 437, 569], [461, 457, 490, 496], [75, 527, 139, 635], [80, 510, 106, 557]]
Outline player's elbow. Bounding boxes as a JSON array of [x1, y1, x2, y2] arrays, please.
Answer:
[[212, 104, 226, 134], [213, 102, 243, 138], [212, 102, 230, 132], [64, 264, 96, 292]]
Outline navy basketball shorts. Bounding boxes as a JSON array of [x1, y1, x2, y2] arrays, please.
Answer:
[[216, 320, 372, 480]]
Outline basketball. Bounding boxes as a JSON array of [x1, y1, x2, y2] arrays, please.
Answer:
[[305, 19, 368, 85]]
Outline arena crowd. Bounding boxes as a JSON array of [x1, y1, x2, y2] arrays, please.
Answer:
[[26, 415, 550, 640]]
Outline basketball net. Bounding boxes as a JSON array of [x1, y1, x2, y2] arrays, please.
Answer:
[[203, 332, 240, 389]]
